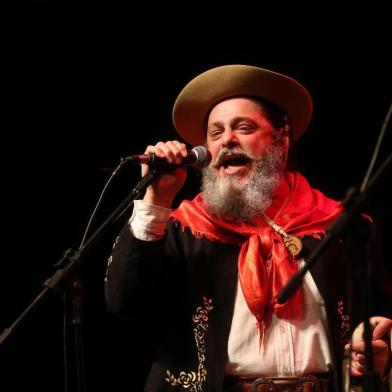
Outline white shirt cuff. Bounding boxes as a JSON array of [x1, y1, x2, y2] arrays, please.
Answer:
[[129, 199, 172, 241]]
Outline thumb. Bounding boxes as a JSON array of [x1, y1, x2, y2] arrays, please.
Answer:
[[372, 319, 392, 341]]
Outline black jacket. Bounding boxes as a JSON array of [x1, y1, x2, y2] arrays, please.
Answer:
[[105, 217, 391, 392]]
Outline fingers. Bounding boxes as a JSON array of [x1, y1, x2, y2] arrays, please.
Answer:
[[351, 351, 366, 365], [351, 317, 392, 346], [144, 141, 188, 165], [141, 140, 188, 207], [345, 339, 390, 377], [346, 363, 365, 377], [348, 339, 389, 353], [345, 346, 367, 376]]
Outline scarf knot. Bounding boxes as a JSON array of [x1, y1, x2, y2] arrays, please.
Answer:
[[170, 171, 342, 331]]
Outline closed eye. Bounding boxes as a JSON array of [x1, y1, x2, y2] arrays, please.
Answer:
[[208, 129, 223, 139], [237, 125, 254, 133]]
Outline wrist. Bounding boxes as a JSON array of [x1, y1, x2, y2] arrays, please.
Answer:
[[143, 189, 174, 209]]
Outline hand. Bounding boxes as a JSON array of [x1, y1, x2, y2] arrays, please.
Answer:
[[142, 140, 188, 208], [345, 316, 392, 378]]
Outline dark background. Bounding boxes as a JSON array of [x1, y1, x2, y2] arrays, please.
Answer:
[[0, 4, 391, 391]]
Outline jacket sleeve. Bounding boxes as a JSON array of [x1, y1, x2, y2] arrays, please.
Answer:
[[104, 222, 169, 317]]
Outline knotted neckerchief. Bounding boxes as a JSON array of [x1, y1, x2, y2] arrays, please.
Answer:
[[170, 171, 342, 336]]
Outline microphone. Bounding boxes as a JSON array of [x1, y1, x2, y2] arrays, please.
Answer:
[[122, 146, 212, 169]]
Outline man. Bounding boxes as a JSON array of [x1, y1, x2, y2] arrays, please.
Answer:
[[105, 65, 391, 391]]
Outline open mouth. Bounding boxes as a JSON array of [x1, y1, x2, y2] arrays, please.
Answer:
[[215, 154, 252, 174], [215, 153, 251, 167], [221, 156, 251, 168]]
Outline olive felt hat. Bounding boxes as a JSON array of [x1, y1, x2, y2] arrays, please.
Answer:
[[172, 64, 313, 146]]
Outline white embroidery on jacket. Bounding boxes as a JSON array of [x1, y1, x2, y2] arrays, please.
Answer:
[[165, 297, 213, 391]]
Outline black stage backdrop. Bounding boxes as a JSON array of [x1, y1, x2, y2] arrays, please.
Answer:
[[1, 5, 391, 392]]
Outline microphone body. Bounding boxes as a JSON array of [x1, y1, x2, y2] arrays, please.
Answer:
[[123, 146, 211, 169]]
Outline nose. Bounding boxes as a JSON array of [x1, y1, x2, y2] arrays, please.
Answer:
[[221, 130, 239, 148]]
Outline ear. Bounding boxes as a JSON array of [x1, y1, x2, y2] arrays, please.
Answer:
[[277, 125, 290, 150], [284, 134, 290, 152], [277, 125, 290, 167], [282, 135, 290, 167]]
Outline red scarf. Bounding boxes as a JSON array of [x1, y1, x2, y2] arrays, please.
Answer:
[[170, 171, 342, 333]]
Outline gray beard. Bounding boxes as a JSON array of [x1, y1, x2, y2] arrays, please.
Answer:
[[201, 146, 285, 221]]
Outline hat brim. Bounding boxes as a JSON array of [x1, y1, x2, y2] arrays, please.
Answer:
[[172, 64, 313, 146]]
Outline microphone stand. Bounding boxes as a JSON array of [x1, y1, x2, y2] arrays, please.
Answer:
[[276, 153, 392, 392], [0, 168, 160, 391]]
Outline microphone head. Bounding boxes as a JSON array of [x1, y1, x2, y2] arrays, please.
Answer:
[[191, 146, 212, 168]]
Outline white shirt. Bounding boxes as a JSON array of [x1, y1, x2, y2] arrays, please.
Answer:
[[128, 200, 333, 376]]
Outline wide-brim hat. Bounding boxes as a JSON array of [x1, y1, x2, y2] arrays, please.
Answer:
[[172, 64, 313, 146]]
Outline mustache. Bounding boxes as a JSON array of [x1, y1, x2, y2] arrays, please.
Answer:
[[212, 148, 253, 168]]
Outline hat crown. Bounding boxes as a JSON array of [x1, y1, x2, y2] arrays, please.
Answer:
[[172, 64, 313, 146]]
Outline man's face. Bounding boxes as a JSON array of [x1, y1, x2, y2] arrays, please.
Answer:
[[206, 97, 277, 180], [201, 97, 287, 221]]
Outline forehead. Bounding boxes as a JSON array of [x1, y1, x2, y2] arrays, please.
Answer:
[[208, 97, 266, 120]]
